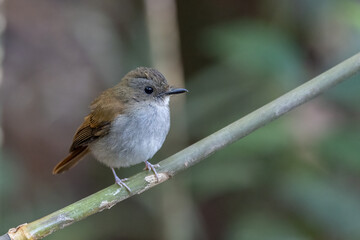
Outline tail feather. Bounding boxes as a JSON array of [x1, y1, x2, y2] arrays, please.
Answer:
[[53, 146, 90, 174]]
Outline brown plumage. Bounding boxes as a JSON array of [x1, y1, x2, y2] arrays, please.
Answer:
[[52, 87, 125, 174], [52, 67, 188, 192], [52, 146, 89, 174], [53, 67, 166, 174]]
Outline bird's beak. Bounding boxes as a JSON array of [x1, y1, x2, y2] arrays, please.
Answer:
[[164, 88, 188, 95]]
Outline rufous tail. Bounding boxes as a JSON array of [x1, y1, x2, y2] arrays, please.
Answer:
[[52, 146, 90, 174]]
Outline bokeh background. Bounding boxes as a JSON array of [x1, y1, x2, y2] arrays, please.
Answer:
[[1, 0, 360, 239]]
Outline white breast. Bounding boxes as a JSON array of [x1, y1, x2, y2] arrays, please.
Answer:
[[89, 99, 170, 168]]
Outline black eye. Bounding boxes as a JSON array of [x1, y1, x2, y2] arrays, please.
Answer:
[[144, 86, 153, 94]]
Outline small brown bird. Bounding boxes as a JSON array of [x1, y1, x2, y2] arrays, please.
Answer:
[[53, 67, 188, 191]]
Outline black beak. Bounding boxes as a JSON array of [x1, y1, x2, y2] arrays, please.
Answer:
[[164, 88, 188, 95]]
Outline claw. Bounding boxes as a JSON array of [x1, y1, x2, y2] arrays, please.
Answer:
[[111, 168, 131, 192], [144, 161, 160, 182]]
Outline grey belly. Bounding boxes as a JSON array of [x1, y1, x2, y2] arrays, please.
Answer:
[[89, 106, 170, 168]]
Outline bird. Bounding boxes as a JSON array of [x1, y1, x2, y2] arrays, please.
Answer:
[[52, 67, 188, 191]]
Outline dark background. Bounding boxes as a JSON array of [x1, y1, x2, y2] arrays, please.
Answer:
[[1, 0, 360, 239]]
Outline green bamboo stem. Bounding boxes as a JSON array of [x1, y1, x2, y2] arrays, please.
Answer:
[[3, 52, 360, 240]]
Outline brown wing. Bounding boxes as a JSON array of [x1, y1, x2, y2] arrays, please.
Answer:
[[69, 115, 111, 151], [53, 91, 124, 174]]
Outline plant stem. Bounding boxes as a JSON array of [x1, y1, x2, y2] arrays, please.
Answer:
[[3, 52, 360, 240]]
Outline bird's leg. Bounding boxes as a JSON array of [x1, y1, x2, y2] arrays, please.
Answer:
[[144, 161, 160, 182], [111, 168, 131, 192]]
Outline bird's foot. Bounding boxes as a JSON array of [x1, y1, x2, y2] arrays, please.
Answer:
[[111, 168, 131, 192], [144, 161, 160, 182], [114, 176, 131, 192]]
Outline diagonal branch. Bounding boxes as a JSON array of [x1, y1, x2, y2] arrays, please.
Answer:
[[3, 52, 360, 240]]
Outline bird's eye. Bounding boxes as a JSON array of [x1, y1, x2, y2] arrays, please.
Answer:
[[144, 86, 153, 94]]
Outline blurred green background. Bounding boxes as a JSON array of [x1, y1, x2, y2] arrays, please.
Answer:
[[1, 0, 360, 239]]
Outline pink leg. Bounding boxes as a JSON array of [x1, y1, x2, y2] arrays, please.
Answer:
[[111, 168, 131, 192], [144, 161, 160, 182]]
